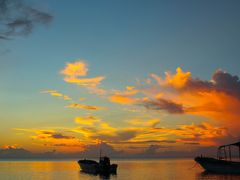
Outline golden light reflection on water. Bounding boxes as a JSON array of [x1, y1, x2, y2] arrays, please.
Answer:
[[1, 159, 240, 180]]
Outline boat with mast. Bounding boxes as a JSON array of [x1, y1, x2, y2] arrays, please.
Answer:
[[78, 142, 118, 174], [195, 141, 240, 174]]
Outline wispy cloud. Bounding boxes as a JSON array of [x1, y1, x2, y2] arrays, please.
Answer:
[[0, 0, 52, 40], [14, 115, 232, 154], [14, 128, 84, 152], [109, 86, 139, 104], [142, 98, 184, 114], [66, 103, 106, 110], [41, 90, 71, 100], [75, 115, 101, 126], [127, 118, 160, 128]]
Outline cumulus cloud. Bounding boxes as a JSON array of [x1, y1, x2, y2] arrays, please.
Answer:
[[0, 0, 52, 40], [61, 61, 88, 77], [61, 61, 106, 95], [135, 68, 240, 134]]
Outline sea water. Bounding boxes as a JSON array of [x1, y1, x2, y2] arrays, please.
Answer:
[[0, 159, 240, 180]]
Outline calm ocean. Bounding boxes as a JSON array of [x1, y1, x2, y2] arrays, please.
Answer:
[[0, 159, 240, 180]]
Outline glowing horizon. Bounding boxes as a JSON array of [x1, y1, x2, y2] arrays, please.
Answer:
[[1, 0, 240, 158]]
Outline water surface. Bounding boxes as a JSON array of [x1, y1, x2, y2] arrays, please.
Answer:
[[0, 159, 240, 180]]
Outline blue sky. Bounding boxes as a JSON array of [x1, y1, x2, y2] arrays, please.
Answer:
[[1, 0, 240, 154]]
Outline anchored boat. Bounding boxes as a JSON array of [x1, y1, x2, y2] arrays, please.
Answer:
[[78, 156, 117, 174], [78, 142, 117, 175], [195, 141, 240, 174]]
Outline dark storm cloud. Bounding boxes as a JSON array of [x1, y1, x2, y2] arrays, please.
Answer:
[[0, 0, 52, 40]]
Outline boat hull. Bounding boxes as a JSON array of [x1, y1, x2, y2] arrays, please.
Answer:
[[78, 160, 99, 174], [78, 159, 117, 175], [195, 157, 240, 174]]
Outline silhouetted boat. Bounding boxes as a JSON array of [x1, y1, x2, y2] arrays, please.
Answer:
[[78, 156, 117, 174], [195, 141, 240, 174], [78, 142, 117, 175]]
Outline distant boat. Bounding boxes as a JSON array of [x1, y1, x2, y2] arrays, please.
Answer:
[[195, 141, 240, 174], [78, 156, 117, 175]]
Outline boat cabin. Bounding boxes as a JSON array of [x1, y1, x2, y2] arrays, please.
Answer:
[[99, 156, 110, 166], [217, 141, 240, 161]]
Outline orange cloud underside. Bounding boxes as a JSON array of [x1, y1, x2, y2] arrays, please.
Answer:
[[109, 94, 136, 104], [16, 64, 240, 153]]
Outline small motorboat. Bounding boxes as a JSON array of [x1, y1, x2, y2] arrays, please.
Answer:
[[78, 156, 117, 175], [195, 141, 240, 174]]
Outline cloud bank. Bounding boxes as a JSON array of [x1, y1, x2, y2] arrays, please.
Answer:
[[108, 68, 240, 134]]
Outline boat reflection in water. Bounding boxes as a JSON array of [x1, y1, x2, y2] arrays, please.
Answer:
[[195, 141, 240, 174], [197, 171, 240, 180]]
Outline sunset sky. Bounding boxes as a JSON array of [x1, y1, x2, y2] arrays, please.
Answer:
[[1, 0, 240, 157]]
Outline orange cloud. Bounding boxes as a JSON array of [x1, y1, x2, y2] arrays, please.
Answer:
[[140, 68, 240, 134], [66, 103, 105, 110], [41, 90, 71, 100], [150, 67, 191, 88], [109, 86, 139, 104], [173, 122, 229, 146], [61, 61, 105, 94], [14, 128, 84, 153], [64, 76, 105, 87], [14, 117, 230, 152], [61, 61, 88, 77], [2, 144, 20, 150], [75, 115, 101, 125], [127, 119, 160, 128], [110, 94, 136, 104]]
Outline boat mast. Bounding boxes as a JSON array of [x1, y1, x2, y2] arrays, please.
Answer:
[[229, 146, 232, 161], [239, 146, 240, 160], [99, 140, 102, 159]]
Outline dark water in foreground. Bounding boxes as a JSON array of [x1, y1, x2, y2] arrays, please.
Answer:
[[0, 159, 240, 180]]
